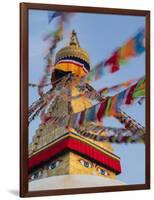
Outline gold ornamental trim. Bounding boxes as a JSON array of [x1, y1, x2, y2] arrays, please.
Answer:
[[55, 46, 90, 64]]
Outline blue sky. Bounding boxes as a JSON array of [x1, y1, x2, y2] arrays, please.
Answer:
[[28, 9, 146, 185]]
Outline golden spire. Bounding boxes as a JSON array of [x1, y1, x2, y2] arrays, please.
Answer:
[[69, 30, 80, 47]]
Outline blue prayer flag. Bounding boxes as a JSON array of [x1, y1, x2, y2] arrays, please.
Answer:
[[48, 11, 63, 24], [134, 29, 145, 54]]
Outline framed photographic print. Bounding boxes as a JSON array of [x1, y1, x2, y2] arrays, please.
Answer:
[[20, 2, 150, 197]]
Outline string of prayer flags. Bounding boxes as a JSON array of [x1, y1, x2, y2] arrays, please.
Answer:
[[71, 77, 143, 123], [72, 76, 145, 127], [104, 77, 144, 114], [117, 29, 145, 63], [38, 57, 53, 96], [103, 126, 129, 134], [30, 73, 145, 125], [29, 104, 45, 124], [104, 29, 145, 73], [48, 11, 73, 24], [111, 76, 146, 109], [38, 12, 72, 96], [29, 88, 54, 118], [116, 114, 145, 135], [99, 79, 135, 96], [87, 29, 145, 81], [29, 75, 72, 124], [76, 127, 145, 143]]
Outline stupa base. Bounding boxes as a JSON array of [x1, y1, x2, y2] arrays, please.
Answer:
[[29, 174, 125, 191]]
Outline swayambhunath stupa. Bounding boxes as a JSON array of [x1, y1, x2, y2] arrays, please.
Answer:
[[28, 10, 146, 191]]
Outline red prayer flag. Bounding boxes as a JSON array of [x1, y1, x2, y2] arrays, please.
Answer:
[[104, 51, 120, 73], [111, 64, 120, 73], [78, 110, 86, 126], [97, 100, 107, 122], [125, 83, 138, 104]]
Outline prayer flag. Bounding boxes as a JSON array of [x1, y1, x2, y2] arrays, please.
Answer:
[[97, 100, 107, 122], [118, 39, 136, 62], [115, 90, 127, 111], [48, 11, 63, 23], [134, 29, 145, 54], [125, 83, 138, 104], [85, 106, 96, 122], [108, 95, 119, 116], [105, 98, 112, 116], [104, 51, 120, 73], [78, 110, 86, 126]]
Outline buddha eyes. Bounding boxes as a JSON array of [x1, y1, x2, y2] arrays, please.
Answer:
[[79, 160, 109, 175], [48, 160, 61, 169], [97, 167, 108, 176], [39, 157, 109, 175], [30, 160, 61, 180], [79, 159, 92, 168]]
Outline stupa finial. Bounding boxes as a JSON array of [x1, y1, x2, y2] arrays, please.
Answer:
[[69, 30, 80, 47]]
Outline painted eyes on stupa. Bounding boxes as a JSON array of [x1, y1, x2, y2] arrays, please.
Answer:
[[48, 160, 61, 170], [97, 167, 108, 176], [79, 159, 93, 168]]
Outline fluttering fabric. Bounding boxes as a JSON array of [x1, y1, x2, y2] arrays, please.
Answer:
[[28, 11, 146, 147], [38, 12, 72, 96], [29, 74, 145, 125], [133, 77, 145, 98], [72, 76, 145, 127], [76, 127, 145, 144], [48, 11, 64, 23], [97, 100, 107, 122], [87, 29, 145, 81], [105, 28, 145, 72], [99, 79, 135, 96], [125, 83, 138, 105]]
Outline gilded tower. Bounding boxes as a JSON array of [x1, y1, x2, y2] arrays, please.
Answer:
[[28, 31, 123, 190]]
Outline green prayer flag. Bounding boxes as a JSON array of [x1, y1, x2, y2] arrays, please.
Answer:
[[105, 98, 112, 116], [133, 89, 145, 98]]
